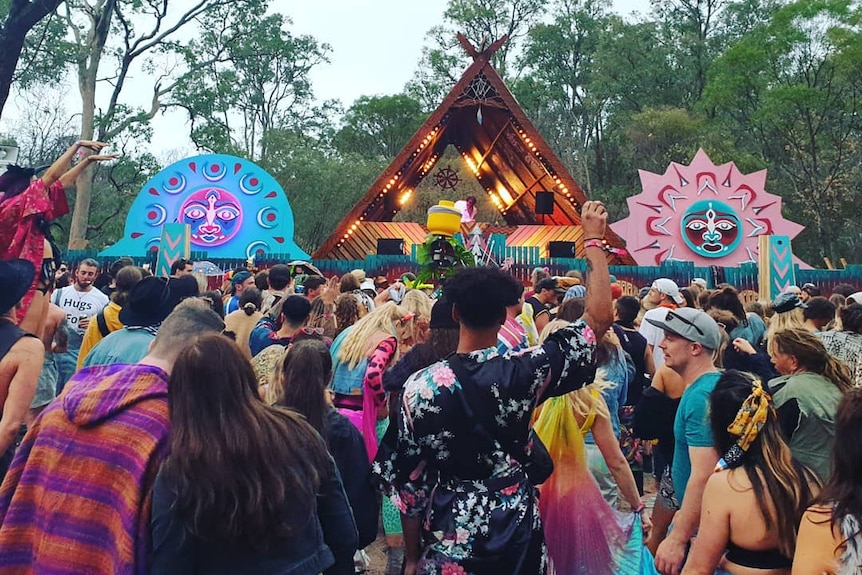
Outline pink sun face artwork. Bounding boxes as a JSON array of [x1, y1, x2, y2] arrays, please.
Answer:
[[179, 187, 242, 247], [610, 149, 806, 267]]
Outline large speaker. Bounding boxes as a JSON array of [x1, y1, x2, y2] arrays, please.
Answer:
[[548, 241, 576, 258], [377, 238, 405, 255], [535, 191, 554, 215]]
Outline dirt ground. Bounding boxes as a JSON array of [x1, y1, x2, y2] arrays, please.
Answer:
[[359, 474, 658, 574]]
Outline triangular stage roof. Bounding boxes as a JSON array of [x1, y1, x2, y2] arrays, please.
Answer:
[[313, 35, 632, 264]]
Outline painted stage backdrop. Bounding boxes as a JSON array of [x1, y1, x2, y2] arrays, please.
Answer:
[[100, 154, 309, 260], [611, 149, 807, 268]]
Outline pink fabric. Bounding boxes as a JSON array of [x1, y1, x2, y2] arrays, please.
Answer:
[[0, 179, 68, 322], [360, 337, 397, 461], [338, 407, 363, 432]]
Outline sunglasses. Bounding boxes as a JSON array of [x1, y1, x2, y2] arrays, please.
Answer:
[[299, 326, 325, 336], [666, 311, 705, 336]]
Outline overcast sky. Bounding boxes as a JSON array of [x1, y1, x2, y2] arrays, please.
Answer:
[[5, 0, 652, 159]]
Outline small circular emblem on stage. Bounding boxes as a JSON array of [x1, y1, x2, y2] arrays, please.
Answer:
[[433, 165, 461, 190]]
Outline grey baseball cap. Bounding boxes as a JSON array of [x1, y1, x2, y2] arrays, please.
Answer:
[[646, 307, 721, 350]]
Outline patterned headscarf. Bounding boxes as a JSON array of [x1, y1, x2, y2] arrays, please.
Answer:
[[716, 378, 774, 471]]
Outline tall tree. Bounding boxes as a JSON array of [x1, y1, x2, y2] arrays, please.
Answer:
[[171, 6, 330, 160], [703, 0, 862, 261], [653, 0, 729, 103], [262, 130, 385, 252], [333, 94, 426, 160], [0, 0, 66, 118], [518, 0, 613, 190], [408, 0, 547, 109], [3, 84, 158, 249], [61, 0, 248, 249]]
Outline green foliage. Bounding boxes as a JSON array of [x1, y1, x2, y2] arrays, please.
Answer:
[[9, 0, 862, 265], [261, 129, 386, 252], [703, 0, 862, 261], [415, 235, 476, 285], [81, 152, 161, 249], [407, 0, 547, 110], [9, 9, 73, 89], [333, 94, 426, 160], [171, 5, 330, 160]]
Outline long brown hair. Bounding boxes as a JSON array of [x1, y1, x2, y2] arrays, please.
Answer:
[[814, 388, 862, 541], [164, 334, 330, 549], [770, 328, 853, 392], [274, 339, 332, 436], [710, 370, 821, 557]]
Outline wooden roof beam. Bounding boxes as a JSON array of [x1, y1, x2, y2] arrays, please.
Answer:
[[457, 33, 508, 62], [475, 117, 511, 173]]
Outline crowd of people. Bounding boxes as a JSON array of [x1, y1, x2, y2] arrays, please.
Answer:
[[1, 152, 862, 575]]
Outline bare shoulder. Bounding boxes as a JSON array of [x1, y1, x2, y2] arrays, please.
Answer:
[[48, 303, 66, 323], [796, 504, 842, 573], [706, 469, 733, 492], [0, 335, 43, 382], [704, 470, 736, 504], [707, 469, 755, 503], [10, 335, 43, 357]]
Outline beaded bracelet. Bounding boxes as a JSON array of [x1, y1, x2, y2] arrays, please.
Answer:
[[583, 239, 628, 256]]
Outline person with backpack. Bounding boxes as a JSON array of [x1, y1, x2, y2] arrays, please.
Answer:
[[77, 265, 143, 369]]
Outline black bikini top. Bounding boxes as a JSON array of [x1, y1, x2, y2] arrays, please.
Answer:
[[726, 541, 792, 570]]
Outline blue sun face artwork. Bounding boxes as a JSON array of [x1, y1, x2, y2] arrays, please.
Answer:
[[100, 154, 309, 260]]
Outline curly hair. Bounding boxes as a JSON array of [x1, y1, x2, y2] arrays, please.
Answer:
[[840, 303, 862, 334], [334, 292, 363, 337], [443, 267, 521, 330]]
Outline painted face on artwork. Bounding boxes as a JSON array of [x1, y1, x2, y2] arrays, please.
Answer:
[[681, 200, 742, 258], [179, 188, 242, 247]]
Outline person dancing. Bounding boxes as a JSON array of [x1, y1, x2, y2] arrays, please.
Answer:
[[0, 140, 116, 334]]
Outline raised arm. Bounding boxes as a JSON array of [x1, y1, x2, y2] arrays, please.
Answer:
[[580, 201, 613, 339], [41, 140, 107, 188], [57, 154, 119, 189]]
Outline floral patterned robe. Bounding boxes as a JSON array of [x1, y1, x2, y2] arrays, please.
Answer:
[[0, 179, 68, 322], [373, 321, 597, 575]]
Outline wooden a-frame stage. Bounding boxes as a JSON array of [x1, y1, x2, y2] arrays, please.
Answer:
[[313, 35, 633, 265]]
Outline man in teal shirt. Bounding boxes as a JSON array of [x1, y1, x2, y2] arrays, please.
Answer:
[[646, 307, 722, 575]]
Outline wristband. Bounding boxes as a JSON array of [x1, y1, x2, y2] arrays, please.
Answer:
[[634, 502, 646, 514], [583, 239, 628, 256]]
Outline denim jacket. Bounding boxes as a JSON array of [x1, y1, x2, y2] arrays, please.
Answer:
[[329, 326, 367, 396], [150, 458, 358, 575]]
